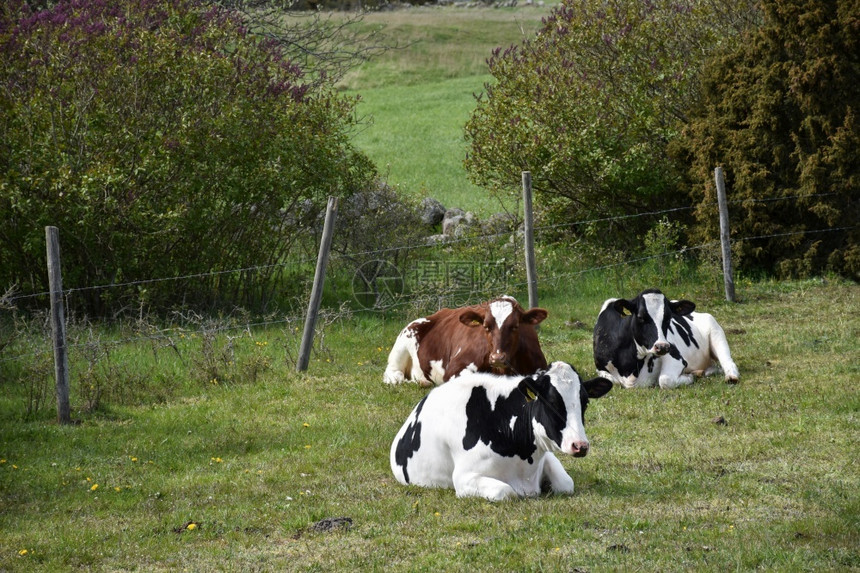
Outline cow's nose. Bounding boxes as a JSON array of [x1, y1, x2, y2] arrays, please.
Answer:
[[571, 442, 589, 457], [489, 351, 507, 366], [653, 342, 671, 356]]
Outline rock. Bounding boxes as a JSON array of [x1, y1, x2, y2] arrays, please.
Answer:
[[442, 208, 475, 236], [310, 517, 353, 533], [419, 198, 446, 226], [482, 212, 517, 236]]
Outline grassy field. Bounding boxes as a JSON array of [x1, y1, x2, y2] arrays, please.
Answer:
[[342, 5, 552, 215], [1, 276, 858, 571], [2, 5, 859, 572]]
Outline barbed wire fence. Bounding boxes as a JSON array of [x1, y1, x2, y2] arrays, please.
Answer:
[[0, 185, 855, 420]]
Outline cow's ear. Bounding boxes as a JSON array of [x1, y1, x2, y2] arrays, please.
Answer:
[[612, 299, 636, 316], [518, 373, 550, 402], [671, 300, 696, 316], [521, 308, 548, 325], [583, 377, 613, 399], [518, 379, 539, 402], [459, 310, 485, 327]]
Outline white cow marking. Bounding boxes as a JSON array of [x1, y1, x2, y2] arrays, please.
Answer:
[[429, 360, 446, 385], [490, 299, 514, 329]]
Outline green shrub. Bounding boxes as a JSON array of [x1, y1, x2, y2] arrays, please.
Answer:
[[676, 0, 860, 280], [463, 0, 758, 250], [0, 0, 377, 315]]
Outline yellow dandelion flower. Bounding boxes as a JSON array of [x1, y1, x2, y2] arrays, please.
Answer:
[[90, 484, 99, 491], [303, 423, 310, 428], [186, 523, 197, 531], [131, 457, 138, 462], [19, 549, 28, 556], [304, 445, 311, 449], [115, 487, 122, 492]]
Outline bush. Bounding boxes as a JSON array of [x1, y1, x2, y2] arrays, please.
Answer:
[[676, 0, 860, 280], [0, 0, 377, 315], [463, 0, 758, 251]]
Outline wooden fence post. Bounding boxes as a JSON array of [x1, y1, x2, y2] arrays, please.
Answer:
[[297, 197, 339, 372], [714, 167, 736, 302], [45, 226, 71, 424], [522, 172, 538, 310]]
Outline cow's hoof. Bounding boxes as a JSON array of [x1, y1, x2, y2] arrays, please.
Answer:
[[725, 376, 739, 385]]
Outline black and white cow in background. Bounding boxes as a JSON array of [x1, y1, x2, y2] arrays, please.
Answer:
[[593, 289, 740, 389], [390, 362, 613, 501]]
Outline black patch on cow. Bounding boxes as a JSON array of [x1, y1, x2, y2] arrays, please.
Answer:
[[670, 316, 699, 349], [394, 396, 427, 483], [462, 374, 568, 464], [667, 344, 688, 369], [593, 303, 644, 378], [646, 356, 656, 373]]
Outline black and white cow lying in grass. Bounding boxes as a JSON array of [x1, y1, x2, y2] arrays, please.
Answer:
[[593, 289, 740, 389], [390, 362, 612, 501]]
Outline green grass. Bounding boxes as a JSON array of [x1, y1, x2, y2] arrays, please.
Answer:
[[1, 277, 858, 571], [2, 6, 859, 571], [351, 74, 503, 214], [342, 5, 551, 215]]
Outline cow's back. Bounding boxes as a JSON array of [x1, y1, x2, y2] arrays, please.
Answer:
[[390, 379, 477, 487], [415, 307, 492, 382]]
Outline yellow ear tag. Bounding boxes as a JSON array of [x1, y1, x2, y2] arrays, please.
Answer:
[[525, 388, 538, 402]]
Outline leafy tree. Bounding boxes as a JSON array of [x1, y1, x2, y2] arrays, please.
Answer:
[[214, 0, 397, 87], [676, 0, 859, 279], [0, 0, 377, 314], [464, 0, 758, 249]]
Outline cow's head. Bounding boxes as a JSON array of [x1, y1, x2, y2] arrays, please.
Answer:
[[518, 362, 612, 457], [611, 289, 695, 357], [459, 296, 547, 370]]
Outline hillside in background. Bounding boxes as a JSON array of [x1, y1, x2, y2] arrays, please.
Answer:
[[341, 5, 552, 215]]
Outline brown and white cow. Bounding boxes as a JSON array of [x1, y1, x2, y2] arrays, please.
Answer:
[[383, 296, 548, 386]]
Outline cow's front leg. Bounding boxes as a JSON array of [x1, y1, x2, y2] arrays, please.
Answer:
[[658, 370, 695, 389], [541, 453, 574, 495], [453, 470, 517, 501]]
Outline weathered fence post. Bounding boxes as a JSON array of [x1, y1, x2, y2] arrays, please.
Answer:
[[522, 171, 538, 310], [714, 167, 736, 302], [45, 226, 71, 424], [297, 197, 339, 372]]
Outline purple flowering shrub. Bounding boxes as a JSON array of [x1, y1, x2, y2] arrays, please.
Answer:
[[0, 0, 375, 314]]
